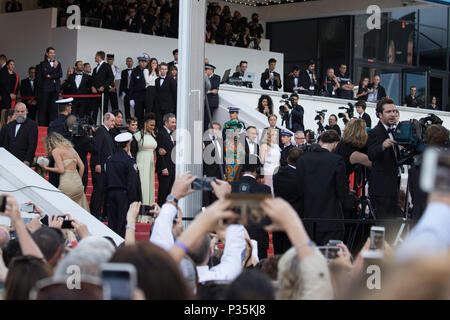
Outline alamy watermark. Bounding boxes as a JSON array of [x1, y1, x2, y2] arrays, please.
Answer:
[[366, 5, 381, 30], [66, 5, 81, 30], [366, 265, 381, 290], [66, 265, 81, 290]]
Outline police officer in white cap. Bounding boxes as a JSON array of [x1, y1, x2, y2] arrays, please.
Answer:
[[105, 132, 139, 237], [47, 97, 73, 139]]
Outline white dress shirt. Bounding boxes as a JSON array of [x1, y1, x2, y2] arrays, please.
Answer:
[[210, 135, 221, 160], [196, 225, 246, 283], [160, 76, 166, 86], [396, 202, 450, 262], [75, 73, 83, 88], [150, 203, 178, 250], [96, 60, 104, 72], [15, 123, 21, 137], [246, 138, 257, 155], [144, 69, 157, 87]]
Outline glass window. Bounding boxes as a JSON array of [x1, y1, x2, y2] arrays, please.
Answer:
[[419, 25, 447, 70]]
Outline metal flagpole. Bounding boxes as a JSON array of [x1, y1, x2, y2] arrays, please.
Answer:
[[176, 0, 206, 227]]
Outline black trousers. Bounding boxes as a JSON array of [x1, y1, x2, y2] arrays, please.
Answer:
[[91, 96, 103, 125], [134, 99, 146, 125], [39, 91, 59, 126], [204, 105, 218, 132], [25, 102, 38, 122], [123, 94, 131, 120], [90, 170, 108, 219], [106, 189, 129, 238], [72, 98, 90, 118], [145, 86, 157, 114], [157, 173, 175, 207], [371, 195, 401, 242], [104, 90, 118, 112]]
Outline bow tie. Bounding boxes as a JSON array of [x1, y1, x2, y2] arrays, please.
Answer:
[[211, 136, 216, 141], [161, 77, 166, 80], [75, 73, 83, 76], [387, 127, 395, 134]]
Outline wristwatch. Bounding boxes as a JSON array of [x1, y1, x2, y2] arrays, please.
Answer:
[[166, 195, 178, 205]]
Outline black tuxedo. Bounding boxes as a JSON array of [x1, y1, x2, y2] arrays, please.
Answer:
[[260, 70, 282, 91], [359, 112, 372, 128], [89, 125, 115, 218], [244, 138, 260, 159], [91, 62, 114, 122], [120, 68, 133, 119], [284, 75, 300, 93], [20, 77, 37, 120], [367, 121, 400, 219], [296, 147, 347, 245], [230, 176, 271, 260], [273, 165, 302, 254], [287, 104, 305, 133], [299, 70, 317, 93], [155, 76, 177, 127], [203, 136, 224, 206], [1, 118, 38, 164], [63, 73, 91, 117], [156, 127, 176, 207], [38, 59, 63, 126]]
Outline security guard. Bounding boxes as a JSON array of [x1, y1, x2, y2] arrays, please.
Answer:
[[129, 54, 149, 124], [105, 132, 139, 237], [280, 130, 294, 167]]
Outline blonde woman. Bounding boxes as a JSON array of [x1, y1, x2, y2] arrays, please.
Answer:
[[39, 132, 90, 211], [260, 127, 281, 195], [335, 118, 371, 179]]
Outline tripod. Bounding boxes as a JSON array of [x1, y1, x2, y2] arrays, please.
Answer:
[[347, 166, 376, 252]]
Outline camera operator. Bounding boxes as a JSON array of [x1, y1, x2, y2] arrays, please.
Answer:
[[337, 103, 355, 127], [325, 114, 341, 136], [47, 98, 72, 139], [296, 130, 347, 245], [322, 67, 340, 97], [408, 125, 449, 220], [367, 98, 400, 224], [66, 115, 97, 190], [281, 93, 304, 133]]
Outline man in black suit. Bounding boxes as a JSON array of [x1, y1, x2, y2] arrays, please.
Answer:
[[296, 130, 347, 245], [367, 98, 400, 223], [244, 126, 260, 159], [299, 60, 318, 95], [279, 130, 294, 167], [89, 112, 116, 220], [231, 61, 253, 88], [121, 6, 141, 33], [156, 113, 177, 207], [230, 155, 272, 260], [155, 63, 177, 128], [0, 103, 38, 166], [260, 58, 282, 91], [284, 66, 301, 93], [355, 100, 372, 129], [205, 63, 221, 132], [283, 93, 304, 134], [273, 147, 304, 254], [167, 49, 178, 72], [202, 122, 224, 206], [90, 51, 115, 124], [63, 61, 91, 118], [20, 66, 38, 121], [119, 57, 134, 120], [129, 54, 149, 124], [38, 47, 63, 126]]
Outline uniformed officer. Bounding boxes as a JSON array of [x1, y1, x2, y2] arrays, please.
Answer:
[[279, 129, 294, 167], [129, 54, 149, 124], [105, 132, 139, 237]]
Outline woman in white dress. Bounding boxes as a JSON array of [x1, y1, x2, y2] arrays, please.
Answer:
[[134, 113, 158, 208], [260, 127, 281, 195], [144, 58, 158, 113]]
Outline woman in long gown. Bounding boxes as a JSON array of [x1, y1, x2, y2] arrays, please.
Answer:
[[260, 127, 281, 195], [40, 132, 90, 212], [134, 113, 158, 222]]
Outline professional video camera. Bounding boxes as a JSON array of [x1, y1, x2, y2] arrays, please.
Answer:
[[394, 113, 443, 165], [314, 109, 327, 134], [279, 94, 294, 126], [72, 116, 97, 137], [338, 102, 355, 125]]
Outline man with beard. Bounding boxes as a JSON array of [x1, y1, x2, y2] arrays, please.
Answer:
[[0, 102, 38, 166]]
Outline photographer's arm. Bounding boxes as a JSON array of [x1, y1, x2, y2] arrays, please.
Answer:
[[125, 202, 141, 246], [150, 173, 196, 250], [3, 195, 44, 259]]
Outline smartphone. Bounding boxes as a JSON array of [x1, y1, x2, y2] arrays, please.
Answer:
[[20, 203, 34, 213], [192, 177, 216, 191], [420, 148, 450, 193], [101, 263, 137, 300], [61, 220, 74, 229], [139, 205, 155, 216], [327, 240, 343, 246], [0, 196, 6, 213], [370, 226, 385, 250], [318, 246, 342, 260]]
